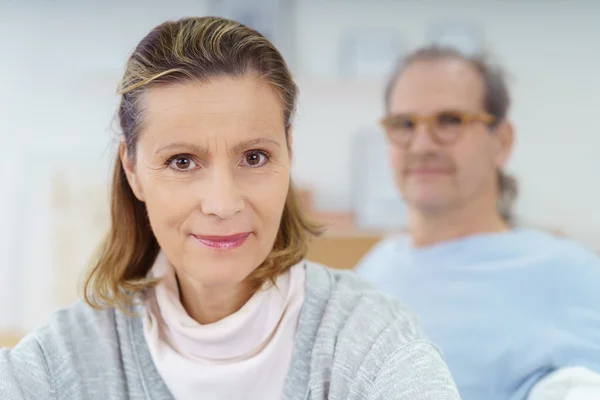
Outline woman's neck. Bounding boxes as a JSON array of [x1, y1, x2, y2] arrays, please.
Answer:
[[176, 272, 255, 325]]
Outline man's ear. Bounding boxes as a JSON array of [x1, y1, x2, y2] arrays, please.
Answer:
[[493, 119, 515, 168], [120, 141, 145, 202]]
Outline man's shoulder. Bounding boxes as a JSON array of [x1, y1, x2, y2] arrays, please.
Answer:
[[521, 229, 600, 270], [305, 261, 426, 348], [354, 234, 410, 278], [516, 228, 591, 252], [364, 234, 410, 258]]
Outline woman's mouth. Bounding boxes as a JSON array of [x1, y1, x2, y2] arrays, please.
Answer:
[[192, 232, 251, 250]]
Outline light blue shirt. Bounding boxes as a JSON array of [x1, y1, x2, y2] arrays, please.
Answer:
[[356, 230, 600, 400]]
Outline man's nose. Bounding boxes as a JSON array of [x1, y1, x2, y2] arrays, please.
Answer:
[[409, 122, 440, 153]]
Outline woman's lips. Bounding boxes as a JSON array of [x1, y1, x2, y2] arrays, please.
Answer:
[[192, 232, 250, 250]]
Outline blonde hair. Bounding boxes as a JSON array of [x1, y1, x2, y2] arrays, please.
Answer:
[[84, 16, 322, 311]]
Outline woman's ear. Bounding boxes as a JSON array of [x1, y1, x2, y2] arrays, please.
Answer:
[[286, 127, 294, 161], [120, 141, 145, 202]]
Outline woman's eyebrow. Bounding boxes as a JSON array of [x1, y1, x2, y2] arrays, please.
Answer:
[[231, 138, 281, 153]]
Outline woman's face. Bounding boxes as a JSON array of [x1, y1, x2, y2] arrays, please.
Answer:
[[122, 75, 290, 290]]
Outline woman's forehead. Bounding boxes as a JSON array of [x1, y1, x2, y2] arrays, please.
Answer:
[[137, 77, 287, 149], [142, 76, 284, 123]]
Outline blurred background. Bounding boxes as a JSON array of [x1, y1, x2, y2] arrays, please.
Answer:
[[1, 0, 600, 341]]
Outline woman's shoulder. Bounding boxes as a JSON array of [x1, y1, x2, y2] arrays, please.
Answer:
[[1, 301, 129, 399], [32, 300, 121, 354]]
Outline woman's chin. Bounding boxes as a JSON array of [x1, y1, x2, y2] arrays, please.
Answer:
[[180, 258, 257, 289]]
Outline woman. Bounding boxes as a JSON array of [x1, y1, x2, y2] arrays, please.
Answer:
[[0, 17, 460, 399]]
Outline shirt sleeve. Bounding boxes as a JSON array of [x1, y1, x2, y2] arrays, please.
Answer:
[[0, 334, 55, 400], [528, 250, 600, 399], [369, 340, 461, 400], [552, 251, 600, 371], [527, 366, 600, 400]]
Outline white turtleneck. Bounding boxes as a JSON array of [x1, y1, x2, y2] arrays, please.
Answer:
[[142, 252, 306, 400]]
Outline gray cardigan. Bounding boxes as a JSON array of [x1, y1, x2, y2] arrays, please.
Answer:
[[0, 262, 460, 399]]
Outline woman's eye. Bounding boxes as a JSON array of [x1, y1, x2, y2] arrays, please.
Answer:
[[169, 156, 196, 171], [241, 151, 269, 167]]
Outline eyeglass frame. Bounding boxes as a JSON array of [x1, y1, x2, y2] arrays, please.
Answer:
[[379, 110, 497, 149]]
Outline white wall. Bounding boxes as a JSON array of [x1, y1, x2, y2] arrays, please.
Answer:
[[291, 0, 600, 247], [1, 0, 600, 330]]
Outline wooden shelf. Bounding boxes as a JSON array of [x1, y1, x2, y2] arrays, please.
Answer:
[[307, 232, 384, 270], [0, 333, 23, 348]]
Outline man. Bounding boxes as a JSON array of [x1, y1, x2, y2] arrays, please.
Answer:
[[356, 46, 600, 400]]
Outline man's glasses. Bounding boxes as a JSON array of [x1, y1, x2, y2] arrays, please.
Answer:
[[380, 110, 496, 149]]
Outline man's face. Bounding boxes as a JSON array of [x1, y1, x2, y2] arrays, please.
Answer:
[[386, 58, 512, 215]]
